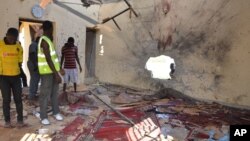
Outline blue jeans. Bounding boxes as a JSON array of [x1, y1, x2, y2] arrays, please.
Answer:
[[28, 61, 40, 99], [29, 71, 40, 99], [39, 74, 60, 120]]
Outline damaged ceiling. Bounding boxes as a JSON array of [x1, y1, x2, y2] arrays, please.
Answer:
[[56, 0, 123, 7], [54, 0, 136, 29]]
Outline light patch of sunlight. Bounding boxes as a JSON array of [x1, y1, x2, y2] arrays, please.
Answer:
[[19, 27, 27, 73], [99, 34, 104, 56], [145, 55, 175, 80], [99, 45, 104, 56], [99, 34, 103, 45], [20, 133, 52, 141], [19, 27, 25, 47], [126, 117, 169, 141]]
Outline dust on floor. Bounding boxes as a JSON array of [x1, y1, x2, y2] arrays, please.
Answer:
[[0, 83, 249, 141]]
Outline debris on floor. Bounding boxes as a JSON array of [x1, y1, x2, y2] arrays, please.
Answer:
[[0, 83, 250, 141]]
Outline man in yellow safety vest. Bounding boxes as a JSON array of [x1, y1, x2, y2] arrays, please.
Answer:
[[38, 20, 63, 125]]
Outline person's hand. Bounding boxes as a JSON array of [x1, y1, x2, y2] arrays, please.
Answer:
[[60, 69, 65, 76], [79, 66, 82, 73], [54, 73, 62, 84]]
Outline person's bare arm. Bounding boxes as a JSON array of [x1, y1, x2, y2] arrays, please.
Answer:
[[75, 48, 82, 73], [41, 40, 61, 83], [60, 49, 64, 70]]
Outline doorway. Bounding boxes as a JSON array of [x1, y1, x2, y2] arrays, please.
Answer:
[[85, 28, 96, 78], [19, 18, 43, 86]]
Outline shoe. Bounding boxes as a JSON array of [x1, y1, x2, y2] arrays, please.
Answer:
[[4, 122, 12, 128], [16, 121, 26, 128], [53, 113, 63, 121], [41, 118, 50, 125], [33, 111, 41, 120]]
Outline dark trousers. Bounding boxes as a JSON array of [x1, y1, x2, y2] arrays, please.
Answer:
[[20, 68, 27, 87], [0, 75, 23, 122], [28, 61, 40, 99], [39, 74, 59, 120], [28, 70, 40, 99]]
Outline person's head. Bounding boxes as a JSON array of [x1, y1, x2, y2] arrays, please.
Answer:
[[42, 20, 53, 34], [67, 37, 74, 44], [170, 63, 175, 76], [5, 28, 19, 44]]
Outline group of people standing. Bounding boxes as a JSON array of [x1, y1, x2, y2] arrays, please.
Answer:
[[0, 20, 82, 127]]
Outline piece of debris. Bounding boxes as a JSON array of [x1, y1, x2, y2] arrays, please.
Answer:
[[111, 92, 141, 104]]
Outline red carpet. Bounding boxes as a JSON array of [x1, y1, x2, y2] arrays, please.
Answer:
[[62, 116, 85, 136], [74, 107, 161, 141]]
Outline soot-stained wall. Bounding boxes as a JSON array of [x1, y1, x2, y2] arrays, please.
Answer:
[[96, 0, 250, 108]]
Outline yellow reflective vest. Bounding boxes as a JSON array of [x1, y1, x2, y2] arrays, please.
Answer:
[[38, 36, 60, 75], [0, 40, 23, 76]]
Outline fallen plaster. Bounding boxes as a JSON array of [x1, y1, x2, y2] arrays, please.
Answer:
[[0, 83, 249, 141]]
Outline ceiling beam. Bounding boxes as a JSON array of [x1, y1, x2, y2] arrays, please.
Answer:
[[53, 0, 99, 25]]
